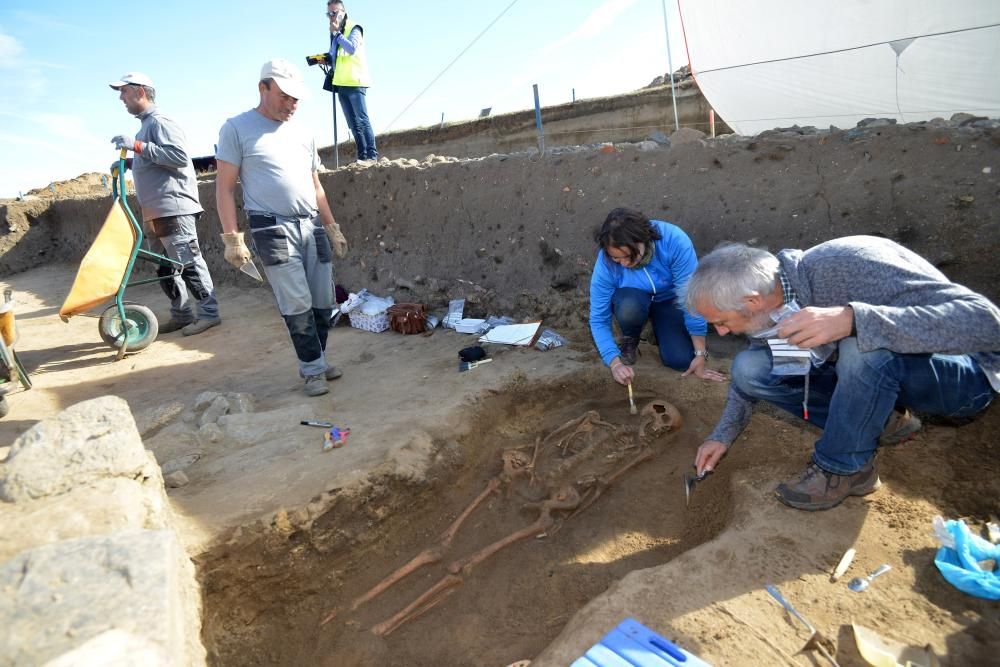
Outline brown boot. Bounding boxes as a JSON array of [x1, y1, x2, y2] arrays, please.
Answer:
[[775, 460, 881, 511], [619, 336, 639, 365]]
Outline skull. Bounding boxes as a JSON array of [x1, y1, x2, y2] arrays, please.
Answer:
[[638, 399, 683, 437]]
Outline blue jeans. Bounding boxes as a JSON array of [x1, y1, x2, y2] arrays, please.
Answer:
[[337, 86, 377, 160], [731, 338, 995, 474], [612, 287, 695, 371]]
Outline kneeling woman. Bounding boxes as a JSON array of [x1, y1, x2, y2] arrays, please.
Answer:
[[589, 208, 725, 386]]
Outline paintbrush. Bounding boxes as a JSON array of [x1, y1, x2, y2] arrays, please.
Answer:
[[627, 383, 637, 415], [459, 358, 493, 372]]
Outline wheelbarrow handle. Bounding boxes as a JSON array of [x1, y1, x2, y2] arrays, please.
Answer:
[[765, 584, 815, 633]]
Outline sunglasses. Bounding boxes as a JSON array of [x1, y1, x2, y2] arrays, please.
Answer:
[[326, 10, 345, 18]]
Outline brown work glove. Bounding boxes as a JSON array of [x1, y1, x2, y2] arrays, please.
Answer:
[[220, 231, 252, 269], [324, 221, 348, 258]]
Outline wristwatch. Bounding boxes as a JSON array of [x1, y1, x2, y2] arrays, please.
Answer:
[[694, 350, 709, 358]]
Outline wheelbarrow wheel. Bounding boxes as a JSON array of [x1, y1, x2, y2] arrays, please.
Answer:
[[98, 303, 158, 352]]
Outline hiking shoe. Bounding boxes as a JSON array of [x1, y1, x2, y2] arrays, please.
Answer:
[[182, 318, 221, 336], [619, 336, 640, 365], [879, 409, 922, 446], [160, 318, 194, 334], [775, 460, 881, 511], [303, 374, 330, 397], [299, 366, 343, 381]]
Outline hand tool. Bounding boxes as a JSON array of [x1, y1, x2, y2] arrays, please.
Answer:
[[848, 563, 892, 592], [459, 358, 492, 372], [765, 583, 840, 666]]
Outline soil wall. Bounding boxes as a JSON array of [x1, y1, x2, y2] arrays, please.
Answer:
[[320, 83, 724, 164], [2, 120, 998, 328]]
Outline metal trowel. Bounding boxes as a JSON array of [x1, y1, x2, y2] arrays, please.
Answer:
[[684, 468, 711, 507], [240, 261, 263, 282]]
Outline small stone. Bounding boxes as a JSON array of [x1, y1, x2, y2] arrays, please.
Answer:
[[160, 452, 202, 475], [193, 391, 221, 412], [164, 471, 189, 488], [984, 167, 993, 174], [225, 393, 255, 414], [198, 395, 230, 427], [197, 423, 224, 444]]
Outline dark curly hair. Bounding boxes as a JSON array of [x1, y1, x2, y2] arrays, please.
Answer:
[[593, 207, 662, 264]]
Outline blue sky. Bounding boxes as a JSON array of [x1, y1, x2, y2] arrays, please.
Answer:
[[0, 0, 688, 198]]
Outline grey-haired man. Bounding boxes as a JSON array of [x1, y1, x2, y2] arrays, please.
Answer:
[[215, 59, 348, 397], [684, 237, 999, 511], [109, 72, 220, 335]]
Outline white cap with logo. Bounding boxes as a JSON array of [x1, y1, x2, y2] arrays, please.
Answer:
[[260, 59, 310, 100], [109, 72, 155, 90]]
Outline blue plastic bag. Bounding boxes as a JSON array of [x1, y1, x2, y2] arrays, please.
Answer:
[[934, 517, 1000, 600]]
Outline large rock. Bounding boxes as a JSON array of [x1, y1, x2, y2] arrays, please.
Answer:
[[42, 629, 172, 667], [0, 476, 168, 562], [0, 530, 205, 666], [669, 127, 707, 145], [0, 396, 150, 502]]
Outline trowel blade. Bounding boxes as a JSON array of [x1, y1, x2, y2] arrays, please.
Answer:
[[684, 473, 694, 507], [240, 261, 263, 282]]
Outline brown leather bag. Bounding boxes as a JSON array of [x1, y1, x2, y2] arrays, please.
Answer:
[[387, 303, 428, 335]]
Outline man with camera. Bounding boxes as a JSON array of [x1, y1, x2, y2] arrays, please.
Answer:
[[215, 59, 349, 397], [322, 1, 378, 162]]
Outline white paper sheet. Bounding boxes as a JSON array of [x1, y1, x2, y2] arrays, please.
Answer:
[[478, 322, 541, 346]]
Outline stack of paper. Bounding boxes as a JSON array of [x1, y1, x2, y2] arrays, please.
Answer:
[[479, 322, 542, 346], [455, 318, 487, 334]]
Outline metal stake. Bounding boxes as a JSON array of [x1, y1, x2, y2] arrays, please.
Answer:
[[532, 84, 545, 155], [660, 0, 681, 131]]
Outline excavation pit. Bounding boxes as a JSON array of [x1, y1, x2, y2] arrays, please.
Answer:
[[197, 372, 734, 666]]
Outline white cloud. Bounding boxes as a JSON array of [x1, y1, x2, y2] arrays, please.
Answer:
[[0, 26, 25, 67], [10, 10, 81, 33], [542, 0, 639, 54]]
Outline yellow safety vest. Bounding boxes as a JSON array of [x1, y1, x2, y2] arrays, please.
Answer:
[[332, 21, 371, 87]]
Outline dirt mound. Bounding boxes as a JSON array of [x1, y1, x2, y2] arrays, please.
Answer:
[[24, 172, 117, 200]]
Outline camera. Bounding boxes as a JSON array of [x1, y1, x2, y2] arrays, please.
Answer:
[[306, 53, 331, 67]]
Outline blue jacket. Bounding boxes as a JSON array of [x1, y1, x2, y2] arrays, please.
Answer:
[[589, 220, 707, 366]]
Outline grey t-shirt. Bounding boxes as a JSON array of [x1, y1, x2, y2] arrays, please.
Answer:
[[215, 109, 321, 218]]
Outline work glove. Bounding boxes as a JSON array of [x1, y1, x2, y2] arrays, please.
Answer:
[[111, 134, 141, 153], [220, 231, 252, 269], [324, 221, 348, 258], [109, 158, 132, 176]]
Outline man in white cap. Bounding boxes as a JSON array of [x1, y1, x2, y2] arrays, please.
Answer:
[[215, 59, 349, 397], [109, 72, 221, 335]]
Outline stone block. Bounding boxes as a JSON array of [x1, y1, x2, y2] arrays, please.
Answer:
[[0, 530, 205, 666], [0, 477, 167, 562], [0, 396, 150, 503]]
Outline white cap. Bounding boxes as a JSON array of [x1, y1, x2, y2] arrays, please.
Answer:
[[259, 59, 309, 100], [109, 72, 154, 89]]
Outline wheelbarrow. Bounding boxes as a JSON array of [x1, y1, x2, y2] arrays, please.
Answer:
[[58, 150, 186, 360], [0, 289, 32, 419]]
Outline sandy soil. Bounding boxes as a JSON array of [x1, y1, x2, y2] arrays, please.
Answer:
[[3, 258, 997, 666]]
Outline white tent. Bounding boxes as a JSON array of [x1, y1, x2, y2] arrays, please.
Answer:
[[677, 0, 1000, 135]]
